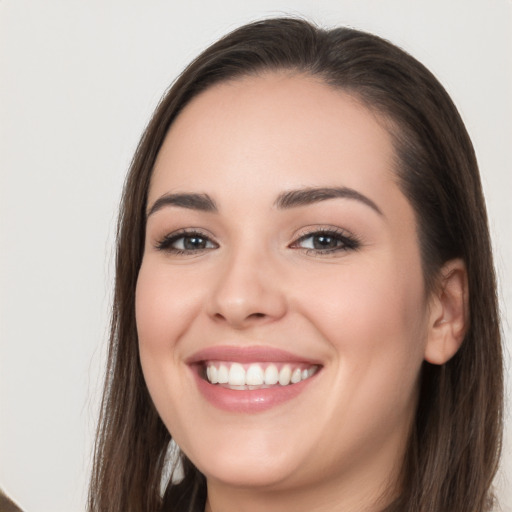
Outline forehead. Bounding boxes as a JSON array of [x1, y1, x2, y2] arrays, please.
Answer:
[[150, 73, 397, 203]]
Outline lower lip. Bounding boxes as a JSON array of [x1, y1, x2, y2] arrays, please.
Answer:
[[192, 368, 317, 413]]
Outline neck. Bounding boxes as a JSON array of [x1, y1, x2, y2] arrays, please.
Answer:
[[204, 463, 399, 512]]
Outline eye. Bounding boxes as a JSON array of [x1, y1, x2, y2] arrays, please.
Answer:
[[291, 228, 360, 254], [155, 230, 218, 254]]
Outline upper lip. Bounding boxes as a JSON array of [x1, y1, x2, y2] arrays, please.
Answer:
[[186, 345, 322, 365]]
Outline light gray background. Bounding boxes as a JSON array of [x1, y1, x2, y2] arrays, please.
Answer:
[[1, 1, 511, 510]]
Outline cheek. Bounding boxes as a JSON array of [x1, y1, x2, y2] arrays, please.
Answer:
[[134, 259, 204, 423], [321, 262, 426, 418], [296, 255, 428, 385], [135, 260, 202, 353], [135, 260, 204, 437], [318, 245, 425, 335]]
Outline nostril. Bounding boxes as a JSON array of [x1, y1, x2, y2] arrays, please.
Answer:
[[212, 311, 266, 326]]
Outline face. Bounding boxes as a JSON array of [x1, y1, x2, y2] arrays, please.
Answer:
[[136, 74, 432, 503]]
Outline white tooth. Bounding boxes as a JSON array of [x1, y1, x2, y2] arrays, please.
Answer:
[[279, 365, 291, 386], [246, 364, 264, 386], [217, 364, 229, 384], [208, 365, 218, 384], [206, 366, 211, 382], [301, 369, 308, 380], [228, 363, 246, 386], [264, 364, 279, 385], [308, 366, 317, 378], [291, 368, 302, 384]]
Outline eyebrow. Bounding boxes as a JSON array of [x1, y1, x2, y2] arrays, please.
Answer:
[[147, 186, 382, 218], [274, 187, 383, 215], [147, 193, 218, 217]]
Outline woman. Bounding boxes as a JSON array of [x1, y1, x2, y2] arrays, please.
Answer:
[[88, 18, 503, 512]]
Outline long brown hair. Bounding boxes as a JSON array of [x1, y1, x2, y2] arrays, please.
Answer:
[[88, 18, 503, 512]]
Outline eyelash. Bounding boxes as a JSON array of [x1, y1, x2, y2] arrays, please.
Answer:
[[155, 229, 218, 255], [155, 227, 360, 256], [291, 227, 360, 255]]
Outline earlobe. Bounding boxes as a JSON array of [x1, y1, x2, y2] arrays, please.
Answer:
[[424, 259, 469, 365]]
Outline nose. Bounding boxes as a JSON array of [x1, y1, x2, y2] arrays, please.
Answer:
[[207, 248, 287, 329]]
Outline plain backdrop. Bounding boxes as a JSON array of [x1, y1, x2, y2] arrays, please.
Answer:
[[1, 1, 511, 510]]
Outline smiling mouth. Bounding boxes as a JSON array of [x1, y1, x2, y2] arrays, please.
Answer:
[[189, 347, 322, 412], [202, 361, 320, 390]]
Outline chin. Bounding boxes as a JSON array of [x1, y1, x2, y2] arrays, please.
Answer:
[[199, 459, 295, 490], [186, 436, 305, 490]]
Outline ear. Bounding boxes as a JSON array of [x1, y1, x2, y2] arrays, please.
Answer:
[[424, 259, 469, 365]]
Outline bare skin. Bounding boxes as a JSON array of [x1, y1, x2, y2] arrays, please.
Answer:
[[136, 73, 467, 512]]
